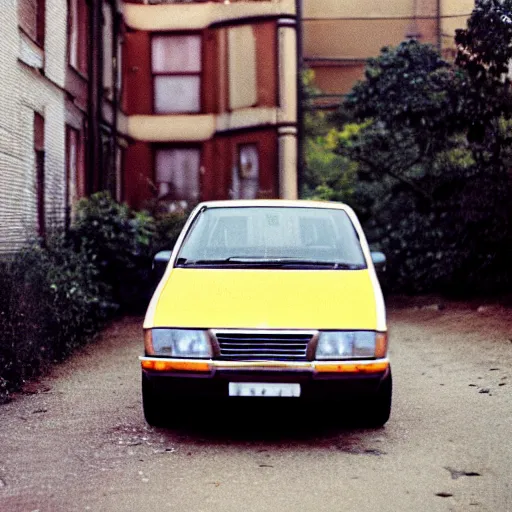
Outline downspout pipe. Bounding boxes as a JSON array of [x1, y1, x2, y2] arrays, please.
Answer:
[[437, 0, 442, 53], [112, 9, 121, 199], [86, 0, 95, 195], [97, 1, 105, 190], [295, 0, 303, 198], [87, 0, 102, 193]]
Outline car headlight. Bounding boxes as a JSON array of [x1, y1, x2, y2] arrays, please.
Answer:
[[145, 329, 212, 358], [315, 331, 387, 359]]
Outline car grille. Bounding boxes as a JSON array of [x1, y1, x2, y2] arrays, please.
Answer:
[[214, 331, 314, 361]]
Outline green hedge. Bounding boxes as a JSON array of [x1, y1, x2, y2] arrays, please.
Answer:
[[0, 193, 188, 403], [0, 235, 111, 403]]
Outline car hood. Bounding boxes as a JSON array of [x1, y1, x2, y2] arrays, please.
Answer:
[[148, 268, 380, 330]]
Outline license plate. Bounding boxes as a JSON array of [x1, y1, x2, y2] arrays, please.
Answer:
[[228, 382, 301, 398]]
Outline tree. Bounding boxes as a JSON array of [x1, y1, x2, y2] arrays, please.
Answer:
[[335, 36, 512, 294], [342, 41, 463, 203], [301, 70, 357, 203]]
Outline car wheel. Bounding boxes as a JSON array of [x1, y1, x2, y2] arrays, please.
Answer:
[[362, 369, 392, 428], [142, 373, 167, 427]]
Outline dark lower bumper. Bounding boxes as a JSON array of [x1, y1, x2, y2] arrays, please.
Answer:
[[143, 367, 390, 401]]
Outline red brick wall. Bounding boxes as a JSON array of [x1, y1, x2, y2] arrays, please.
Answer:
[[122, 31, 152, 115], [203, 128, 279, 200], [123, 141, 153, 208], [123, 128, 278, 209], [203, 28, 218, 115], [122, 21, 278, 116], [254, 21, 278, 108]]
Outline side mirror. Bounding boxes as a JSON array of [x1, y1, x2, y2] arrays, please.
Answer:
[[152, 250, 172, 283], [370, 251, 386, 271]]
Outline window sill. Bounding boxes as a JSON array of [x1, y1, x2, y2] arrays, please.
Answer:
[[18, 29, 44, 70], [153, 111, 203, 116]]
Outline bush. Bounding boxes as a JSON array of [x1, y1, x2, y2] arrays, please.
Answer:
[[0, 234, 110, 403], [153, 211, 189, 253], [0, 194, 191, 402], [71, 192, 156, 312], [332, 39, 512, 295], [70, 192, 190, 312], [358, 161, 512, 295]]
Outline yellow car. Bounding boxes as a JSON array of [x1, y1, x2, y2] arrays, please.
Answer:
[[141, 200, 391, 427]]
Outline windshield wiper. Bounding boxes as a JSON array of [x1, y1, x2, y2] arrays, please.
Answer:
[[176, 258, 242, 266], [177, 257, 364, 269], [232, 258, 365, 269]]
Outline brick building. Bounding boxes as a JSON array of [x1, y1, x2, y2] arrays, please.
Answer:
[[0, 0, 68, 252], [0, 0, 123, 253], [119, 0, 299, 212]]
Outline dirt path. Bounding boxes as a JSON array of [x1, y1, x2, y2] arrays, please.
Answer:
[[0, 303, 511, 512]]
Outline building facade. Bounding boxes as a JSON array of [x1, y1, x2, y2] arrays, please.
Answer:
[[0, 0, 123, 253], [0, 0, 474, 250], [119, 0, 299, 212], [63, 0, 124, 220], [303, 0, 474, 107], [0, 0, 68, 251]]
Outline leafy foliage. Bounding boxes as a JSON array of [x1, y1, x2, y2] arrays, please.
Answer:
[[0, 235, 109, 403], [456, 0, 512, 120], [153, 211, 189, 254], [71, 192, 156, 312], [0, 194, 189, 402], [343, 41, 463, 200], [302, 70, 358, 203], [332, 34, 512, 294], [347, 41, 461, 134]]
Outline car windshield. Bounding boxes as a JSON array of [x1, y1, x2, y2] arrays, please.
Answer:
[[176, 206, 367, 269]]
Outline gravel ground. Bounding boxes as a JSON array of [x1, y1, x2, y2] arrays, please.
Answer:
[[0, 300, 511, 512]]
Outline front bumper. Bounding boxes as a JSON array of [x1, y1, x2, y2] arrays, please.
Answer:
[[140, 357, 390, 400]]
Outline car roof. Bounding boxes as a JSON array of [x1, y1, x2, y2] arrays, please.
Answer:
[[197, 199, 351, 211]]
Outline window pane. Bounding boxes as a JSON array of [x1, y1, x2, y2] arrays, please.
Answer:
[[155, 148, 200, 202], [152, 35, 201, 73], [69, 0, 78, 67], [78, 0, 88, 74], [102, 4, 113, 91], [234, 144, 259, 199], [154, 76, 200, 113]]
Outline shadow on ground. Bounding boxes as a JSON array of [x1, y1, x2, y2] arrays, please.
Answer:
[[146, 399, 386, 447]]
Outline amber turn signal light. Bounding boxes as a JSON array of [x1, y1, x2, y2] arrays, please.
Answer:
[[375, 332, 388, 359], [141, 359, 211, 372], [144, 329, 154, 355], [315, 361, 389, 374]]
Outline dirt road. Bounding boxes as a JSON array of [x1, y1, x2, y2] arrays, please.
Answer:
[[0, 302, 511, 512]]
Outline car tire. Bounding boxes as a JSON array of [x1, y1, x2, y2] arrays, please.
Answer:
[[142, 372, 167, 427], [362, 369, 392, 428]]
